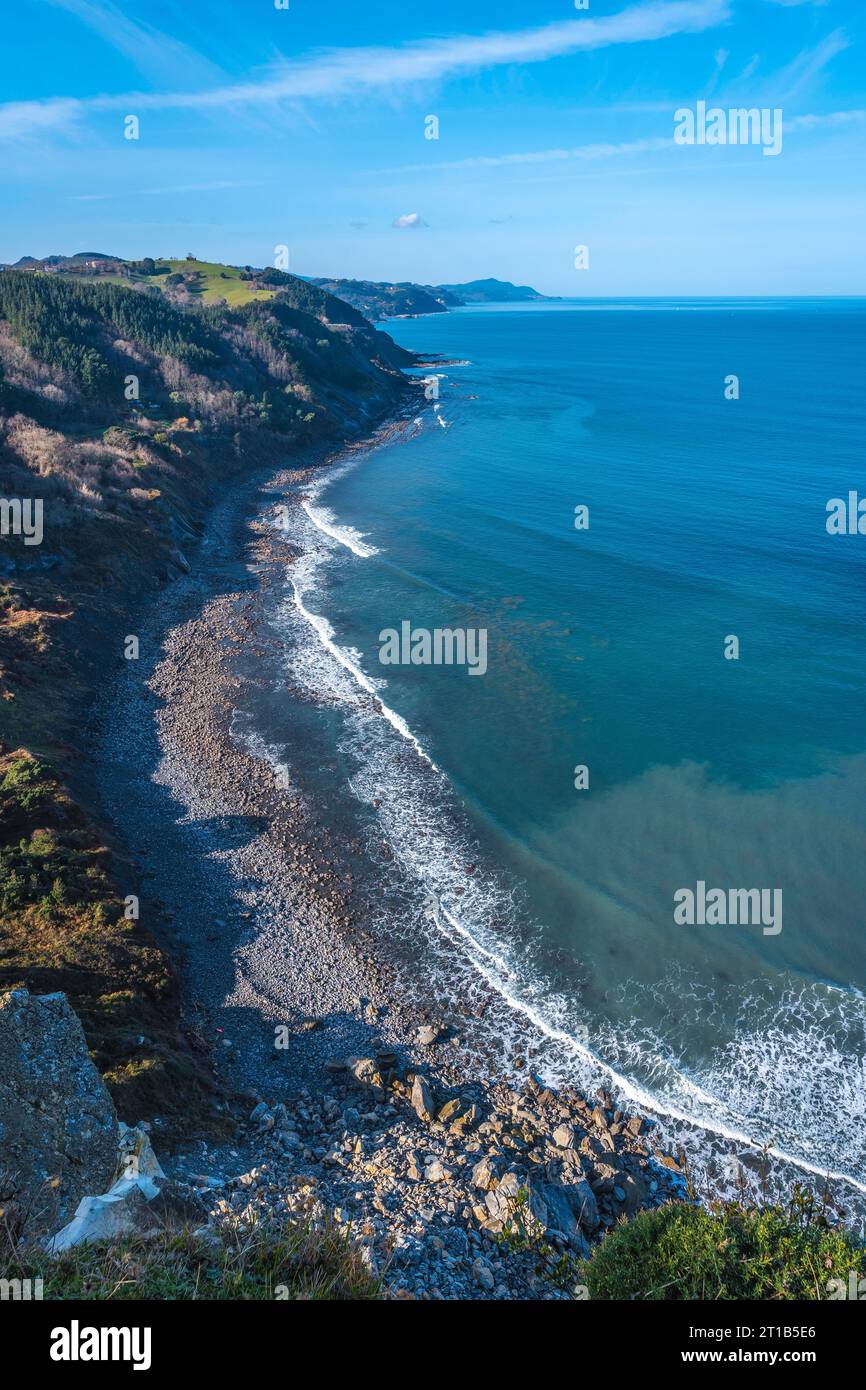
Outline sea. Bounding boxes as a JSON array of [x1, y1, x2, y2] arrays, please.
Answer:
[[241, 298, 866, 1211]]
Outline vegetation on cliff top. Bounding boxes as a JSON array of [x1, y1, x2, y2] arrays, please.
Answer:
[[0, 262, 414, 756], [1, 1220, 381, 1301], [581, 1196, 864, 1301], [0, 749, 221, 1136]]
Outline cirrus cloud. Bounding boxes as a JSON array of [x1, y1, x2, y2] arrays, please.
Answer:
[[0, 0, 731, 144]]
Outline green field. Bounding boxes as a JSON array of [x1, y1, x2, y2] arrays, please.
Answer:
[[149, 259, 276, 305], [52, 258, 276, 307]]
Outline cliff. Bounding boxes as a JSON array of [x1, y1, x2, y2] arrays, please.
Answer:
[[0, 264, 420, 1133]]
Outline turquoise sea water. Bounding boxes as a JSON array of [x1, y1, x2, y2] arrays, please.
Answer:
[[264, 300, 866, 1198]]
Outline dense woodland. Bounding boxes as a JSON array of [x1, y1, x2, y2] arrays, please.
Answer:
[[0, 268, 411, 423]]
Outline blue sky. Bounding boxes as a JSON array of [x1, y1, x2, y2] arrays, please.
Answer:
[[1, 0, 863, 293]]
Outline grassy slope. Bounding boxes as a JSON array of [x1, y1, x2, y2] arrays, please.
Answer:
[[150, 259, 277, 306], [58, 258, 277, 307], [0, 750, 221, 1133], [582, 1199, 864, 1301]]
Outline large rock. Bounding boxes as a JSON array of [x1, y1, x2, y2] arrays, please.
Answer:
[[0, 989, 117, 1235], [47, 1123, 201, 1253], [346, 1057, 386, 1100], [538, 1182, 592, 1256], [562, 1178, 601, 1234], [410, 1074, 435, 1123]]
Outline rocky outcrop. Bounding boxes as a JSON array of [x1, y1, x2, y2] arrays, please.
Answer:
[[47, 1122, 202, 1253], [0, 989, 117, 1236], [177, 1062, 685, 1300]]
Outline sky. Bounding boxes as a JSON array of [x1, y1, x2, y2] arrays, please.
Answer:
[[0, 0, 864, 294]]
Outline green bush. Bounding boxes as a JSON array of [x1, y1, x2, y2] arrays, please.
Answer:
[[0, 756, 51, 814], [582, 1199, 863, 1301]]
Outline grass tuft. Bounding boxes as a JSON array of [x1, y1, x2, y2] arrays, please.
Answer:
[[2, 1219, 382, 1301]]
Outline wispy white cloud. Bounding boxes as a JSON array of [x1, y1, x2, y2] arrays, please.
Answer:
[[786, 108, 866, 131], [563, 100, 680, 114], [70, 179, 268, 202], [368, 110, 865, 177], [392, 212, 428, 228], [46, 0, 223, 87], [374, 137, 672, 176], [0, 98, 86, 141], [772, 29, 850, 101], [0, 0, 731, 143], [735, 55, 761, 84]]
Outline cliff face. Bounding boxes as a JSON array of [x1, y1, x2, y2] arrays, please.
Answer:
[[307, 276, 551, 320], [0, 988, 117, 1237]]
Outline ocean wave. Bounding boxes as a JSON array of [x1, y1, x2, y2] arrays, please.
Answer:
[[297, 448, 383, 558], [263, 447, 866, 1215], [301, 499, 380, 557]]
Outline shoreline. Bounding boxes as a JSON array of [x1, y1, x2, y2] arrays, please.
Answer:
[[91, 394, 864, 1292], [96, 419, 422, 1096], [91, 411, 694, 1296]]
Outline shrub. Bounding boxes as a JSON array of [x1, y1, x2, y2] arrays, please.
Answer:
[[581, 1198, 863, 1301], [0, 756, 51, 814]]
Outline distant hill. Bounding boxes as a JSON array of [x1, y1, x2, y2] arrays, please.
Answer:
[[3, 256, 552, 320], [11, 252, 116, 269], [308, 278, 451, 320], [440, 278, 552, 303], [308, 275, 551, 320]]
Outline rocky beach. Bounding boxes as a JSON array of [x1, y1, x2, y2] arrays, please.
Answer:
[[78, 413, 693, 1300]]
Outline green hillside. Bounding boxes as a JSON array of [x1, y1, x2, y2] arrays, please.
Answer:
[[148, 258, 276, 306], [0, 263, 418, 1135]]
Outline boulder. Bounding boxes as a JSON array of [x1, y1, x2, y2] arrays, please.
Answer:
[[346, 1057, 386, 1099], [538, 1182, 592, 1256], [471, 1156, 497, 1191], [614, 1172, 649, 1217], [0, 989, 117, 1236], [416, 1025, 445, 1047], [48, 1121, 202, 1253], [410, 1074, 435, 1123], [436, 1098, 463, 1124], [562, 1179, 600, 1234], [424, 1160, 453, 1184], [451, 1102, 481, 1134]]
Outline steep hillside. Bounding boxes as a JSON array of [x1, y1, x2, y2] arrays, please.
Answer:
[[308, 275, 552, 319], [0, 265, 419, 1131], [0, 267, 414, 749], [308, 277, 452, 320]]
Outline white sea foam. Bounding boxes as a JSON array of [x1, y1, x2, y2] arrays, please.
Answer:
[[289, 562, 436, 768], [230, 710, 297, 797], [301, 499, 380, 557]]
